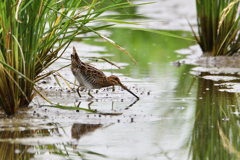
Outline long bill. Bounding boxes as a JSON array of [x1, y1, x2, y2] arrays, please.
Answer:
[[119, 83, 139, 100]]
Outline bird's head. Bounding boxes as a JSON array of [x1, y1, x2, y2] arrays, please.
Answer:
[[107, 75, 122, 86], [107, 75, 139, 100]]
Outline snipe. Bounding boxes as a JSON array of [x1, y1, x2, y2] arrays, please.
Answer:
[[71, 46, 139, 100]]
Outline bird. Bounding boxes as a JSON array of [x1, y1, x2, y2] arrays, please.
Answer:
[[71, 46, 139, 100]]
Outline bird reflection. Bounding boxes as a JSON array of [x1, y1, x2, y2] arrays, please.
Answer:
[[71, 123, 102, 150], [125, 99, 139, 110], [76, 98, 139, 111]]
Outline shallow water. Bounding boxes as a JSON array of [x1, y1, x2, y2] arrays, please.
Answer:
[[1, 1, 240, 160]]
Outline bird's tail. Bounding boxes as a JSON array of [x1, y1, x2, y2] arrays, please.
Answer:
[[72, 46, 82, 62]]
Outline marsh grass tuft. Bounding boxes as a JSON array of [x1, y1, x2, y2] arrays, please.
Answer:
[[0, 0, 140, 115], [195, 0, 240, 56]]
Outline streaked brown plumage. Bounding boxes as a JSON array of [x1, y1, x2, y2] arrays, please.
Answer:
[[71, 46, 139, 100]]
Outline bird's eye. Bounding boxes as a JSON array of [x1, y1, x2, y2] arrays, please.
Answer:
[[115, 78, 118, 80]]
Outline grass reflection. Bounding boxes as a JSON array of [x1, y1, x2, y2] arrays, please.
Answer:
[[174, 64, 197, 97], [0, 123, 106, 160], [0, 130, 34, 160], [84, 29, 195, 78], [190, 72, 240, 160]]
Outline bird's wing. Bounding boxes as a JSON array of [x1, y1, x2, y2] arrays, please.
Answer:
[[80, 62, 107, 88]]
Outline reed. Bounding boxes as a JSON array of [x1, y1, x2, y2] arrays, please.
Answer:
[[0, 0, 139, 115], [195, 0, 240, 56]]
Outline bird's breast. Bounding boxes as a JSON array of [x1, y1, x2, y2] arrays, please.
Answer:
[[74, 70, 105, 89], [74, 71, 92, 89]]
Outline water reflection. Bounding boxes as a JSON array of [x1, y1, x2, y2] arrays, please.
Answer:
[[171, 60, 182, 68], [0, 130, 34, 160], [0, 124, 60, 160], [124, 99, 139, 110], [0, 123, 107, 159], [0, 27, 202, 159], [190, 72, 240, 160], [84, 29, 195, 78], [71, 123, 103, 150], [75, 98, 139, 111]]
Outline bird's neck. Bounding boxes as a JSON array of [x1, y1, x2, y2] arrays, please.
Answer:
[[102, 77, 114, 88]]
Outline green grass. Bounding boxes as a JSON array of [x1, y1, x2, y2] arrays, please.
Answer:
[[195, 0, 240, 56], [0, 0, 142, 115]]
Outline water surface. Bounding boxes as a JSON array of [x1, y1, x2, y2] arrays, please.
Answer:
[[1, 1, 240, 160]]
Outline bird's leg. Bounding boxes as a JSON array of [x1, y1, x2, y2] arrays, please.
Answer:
[[88, 101, 94, 109], [77, 101, 81, 108], [112, 101, 114, 110], [76, 86, 81, 97], [88, 90, 94, 98], [112, 86, 115, 92]]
